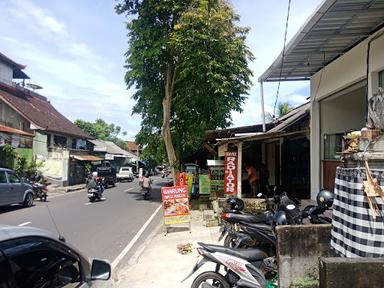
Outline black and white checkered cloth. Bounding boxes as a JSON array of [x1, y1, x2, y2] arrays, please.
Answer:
[[331, 167, 384, 257]]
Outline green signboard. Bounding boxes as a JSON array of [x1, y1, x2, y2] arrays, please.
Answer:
[[199, 174, 211, 195]]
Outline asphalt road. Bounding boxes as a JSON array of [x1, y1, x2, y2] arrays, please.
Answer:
[[0, 176, 166, 265]]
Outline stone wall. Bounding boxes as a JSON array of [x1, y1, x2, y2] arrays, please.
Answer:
[[319, 257, 384, 288], [276, 224, 331, 288]]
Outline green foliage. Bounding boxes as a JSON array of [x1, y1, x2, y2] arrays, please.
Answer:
[[74, 119, 124, 140], [1, 144, 18, 169], [84, 163, 92, 174], [74, 118, 128, 149], [14, 155, 27, 176], [116, 0, 253, 166], [136, 130, 167, 166], [0, 145, 42, 177], [266, 102, 293, 122], [290, 276, 319, 288]]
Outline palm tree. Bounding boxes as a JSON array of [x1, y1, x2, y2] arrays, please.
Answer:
[[265, 102, 293, 122]]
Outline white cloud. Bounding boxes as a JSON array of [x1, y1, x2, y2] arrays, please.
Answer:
[[7, 0, 69, 37]]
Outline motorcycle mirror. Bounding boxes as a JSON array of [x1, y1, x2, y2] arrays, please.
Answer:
[[286, 204, 296, 210]]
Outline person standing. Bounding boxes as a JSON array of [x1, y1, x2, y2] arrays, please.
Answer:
[[259, 163, 270, 195], [244, 162, 260, 198]]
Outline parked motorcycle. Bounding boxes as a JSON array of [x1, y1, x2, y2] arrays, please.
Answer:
[[184, 198, 301, 287], [219, 191, 298, 246], [184, 242, 274, 287], [222, 191, 332, 251]]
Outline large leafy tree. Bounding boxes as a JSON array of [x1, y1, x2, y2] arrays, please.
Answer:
[[116, 0, 253, 178], [74, 118, 127, 148]]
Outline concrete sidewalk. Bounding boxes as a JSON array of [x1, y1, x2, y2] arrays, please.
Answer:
[[46, 183, 86, 198], [107, 210, 221, 288]]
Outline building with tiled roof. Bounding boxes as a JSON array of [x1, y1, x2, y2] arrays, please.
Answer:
[[0, 53, 96, 186]]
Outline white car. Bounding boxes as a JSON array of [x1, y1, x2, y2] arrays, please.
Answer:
[[116, 167, 134, 182]]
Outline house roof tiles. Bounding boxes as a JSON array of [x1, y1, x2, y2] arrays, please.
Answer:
[[0, 82, 91, 139]]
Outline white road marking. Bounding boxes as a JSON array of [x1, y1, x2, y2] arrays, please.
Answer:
[[124, 187, 136, 192], [18, 222, 31, 227], [111, 204, 162, 270], [85, 202, 92, 205]]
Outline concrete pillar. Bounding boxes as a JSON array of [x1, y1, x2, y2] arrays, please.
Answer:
[[259, 81, 266, 132], [276, 224, 331, 288], [310, 99, 321, 200]]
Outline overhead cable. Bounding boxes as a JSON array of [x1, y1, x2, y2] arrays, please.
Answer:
[[273, 0, 292, 119]]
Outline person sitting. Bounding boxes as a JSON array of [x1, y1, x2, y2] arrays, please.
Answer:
[[87, 172, 102, 198], [142, 172, 152, 194]]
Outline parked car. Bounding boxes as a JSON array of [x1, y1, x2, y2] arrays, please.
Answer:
[[0, 224, 111, 287], [0, 168, 34, 208], [116, 166, 134, 182]]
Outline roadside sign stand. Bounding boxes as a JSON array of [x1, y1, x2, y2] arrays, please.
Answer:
[[163, 220, 191, 236], [161, 185, 191, 236]]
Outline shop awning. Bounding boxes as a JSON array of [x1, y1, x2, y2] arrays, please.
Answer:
[[72, 154, 103, 161], [217, 102, 310, 144], [259, 0, 384, 82], [0, 124, 34, 137]]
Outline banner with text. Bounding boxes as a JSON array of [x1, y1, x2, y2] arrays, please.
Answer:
[[224, 151, 237, 196], [161, 185, 191, 225]]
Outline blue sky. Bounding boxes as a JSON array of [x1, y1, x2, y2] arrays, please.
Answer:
[[0, 0, 321, 140]]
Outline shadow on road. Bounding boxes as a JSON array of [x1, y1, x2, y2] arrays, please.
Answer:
[[0, 204, 31, 214], [125, 178, 171, 204]]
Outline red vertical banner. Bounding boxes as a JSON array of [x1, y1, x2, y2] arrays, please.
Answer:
[[224, 151, 237, 195]]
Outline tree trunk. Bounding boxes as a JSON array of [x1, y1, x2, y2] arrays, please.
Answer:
[[162, 65, 178, 184]]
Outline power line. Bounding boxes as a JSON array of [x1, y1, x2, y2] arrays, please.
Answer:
[[273, 0, 292, 119]]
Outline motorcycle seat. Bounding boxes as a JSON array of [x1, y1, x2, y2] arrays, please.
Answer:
[[198, 242, 268, 262], [224, 212, 272, 224], [241, 222, 273, 232]]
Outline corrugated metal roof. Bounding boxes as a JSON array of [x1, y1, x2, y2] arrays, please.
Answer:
[[217, 102, 310, 144], [89, 139, 137, 158], [259, 0, 384, 82], [268, 102, 310, 133]]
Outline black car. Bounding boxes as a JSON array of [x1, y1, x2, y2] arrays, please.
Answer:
[[0, 225, 111, 287]]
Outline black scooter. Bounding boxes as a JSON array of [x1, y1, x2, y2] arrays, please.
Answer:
[[32, 182, 48, 202], [87, 179, 104, 202]]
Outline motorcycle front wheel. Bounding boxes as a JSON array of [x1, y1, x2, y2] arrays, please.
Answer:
[[191, 271, 230, 288]]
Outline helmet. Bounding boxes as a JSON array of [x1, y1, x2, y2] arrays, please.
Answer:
[[316, 189, 334, 209], [226, 197, 244, 211], [92, 171, 98, 177]]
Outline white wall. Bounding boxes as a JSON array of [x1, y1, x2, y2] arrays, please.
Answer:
[[33, 132, 48, 158], [310, 28, 384, 199], [320, 87, 366, 134]]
